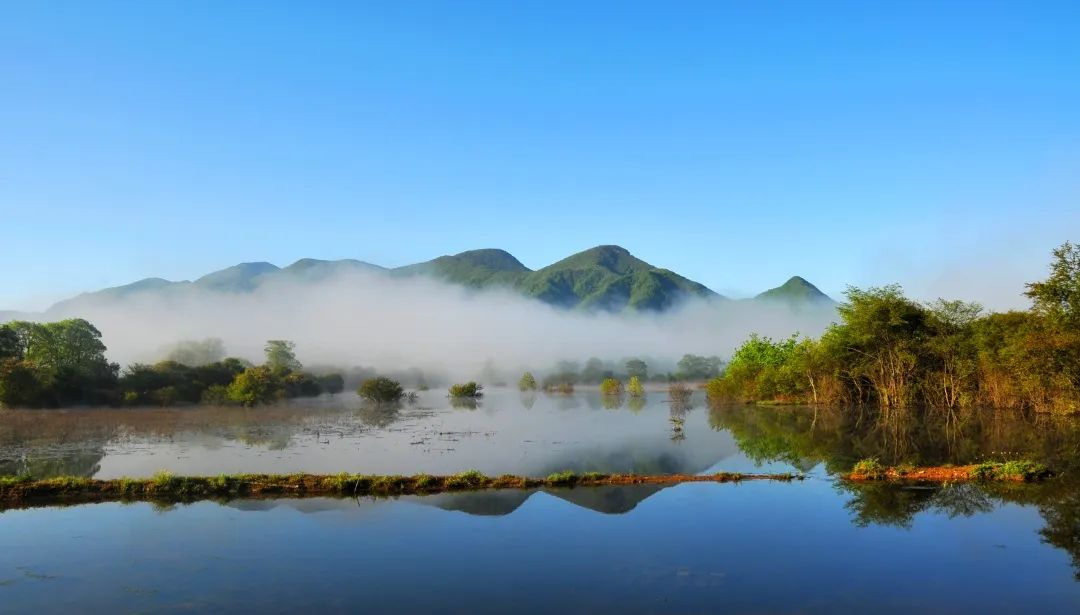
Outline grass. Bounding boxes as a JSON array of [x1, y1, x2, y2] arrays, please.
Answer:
[[0, 470, 804, 507], [846, 458, 1052, 482]]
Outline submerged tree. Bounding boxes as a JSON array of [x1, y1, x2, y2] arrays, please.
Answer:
[[357, 377, 405, 403], [627, 376, 645, 397]]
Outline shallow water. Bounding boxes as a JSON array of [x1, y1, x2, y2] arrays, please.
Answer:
[[4, 389, 1080, 612], [0, 389, 794, 478]]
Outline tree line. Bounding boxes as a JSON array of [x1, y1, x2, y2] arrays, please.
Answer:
[[708, 242, 1080, 413], [0, 327, 343, 408]]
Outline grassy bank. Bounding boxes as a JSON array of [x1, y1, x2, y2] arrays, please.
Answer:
[[844, 459, 1052, 482], [0, 470, 804, 507]]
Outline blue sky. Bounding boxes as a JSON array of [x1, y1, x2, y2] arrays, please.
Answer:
[[2, 1, 1079, 310]]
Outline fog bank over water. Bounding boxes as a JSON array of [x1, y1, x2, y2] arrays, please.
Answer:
[[45, 271, 837, 378]]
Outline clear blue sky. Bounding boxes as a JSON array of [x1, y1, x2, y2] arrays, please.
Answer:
[[3, 1, 1079, 310]]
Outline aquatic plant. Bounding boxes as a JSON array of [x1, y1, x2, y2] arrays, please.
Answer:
[[448, 382, 483, 398]]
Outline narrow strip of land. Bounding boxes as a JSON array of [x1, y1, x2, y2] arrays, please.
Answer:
[[0, 470, 803, 507], [843, 460, 1051, 482]]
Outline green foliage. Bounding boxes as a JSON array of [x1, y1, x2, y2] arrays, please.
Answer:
[[627, 376, 645, 397], [709, 245, 1080, 413], [852, 458, 886, 479], [0, 319, 117, 407], [518, 371, 537, 391], [317, 373, 344, 395], [164, 338, 226, 366], [264, 340, 301, 374], [545, 470, 579, 486], [600, 378, 623, 395], [448, 381, 484, 398], [676, 354, 722, 380], [226, 366, 284, 406], [624, 358, 648, 381], [357, 377, 405, 403]]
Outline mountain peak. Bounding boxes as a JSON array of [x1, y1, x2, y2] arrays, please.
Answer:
[[195, 262, 280, 292], [755, 276, 834, 304]]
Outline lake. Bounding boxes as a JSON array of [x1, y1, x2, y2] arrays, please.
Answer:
[[2, 388, 1080, 613]]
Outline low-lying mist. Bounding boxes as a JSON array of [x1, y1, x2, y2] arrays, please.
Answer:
[[48, 271, 838, 382]]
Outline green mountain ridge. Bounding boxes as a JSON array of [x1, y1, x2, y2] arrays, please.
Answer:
[[33, 246, 834, 315]]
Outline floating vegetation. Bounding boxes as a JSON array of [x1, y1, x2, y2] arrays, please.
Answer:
[[0, 470, 804, 507], [845, 459, 1052, 482]]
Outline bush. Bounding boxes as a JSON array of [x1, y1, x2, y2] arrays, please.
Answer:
[[226, 366, 283, 407], [852, 458, 885, 479], [668, 382, 692, 403], [448, 381, 483, 398], [627, 376, 645, 397], [518, 371, 537, 391], [357, 377, 404, 403], [600, 378, 623, 395]]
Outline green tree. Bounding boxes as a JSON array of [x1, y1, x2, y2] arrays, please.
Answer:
[[1026, 241, 1080, 327], [627, 375, 645, 397], [0, 325, 21, 360], [518, 371, 537, 391], [600, 378, 623, 395], [318, 373, 345, 395], [449, 381, 483, 398], [264, 340, 301, 374], [0, 359, 43, 407], [676, 354, 722, 380], [581, 358, 608, 384], [165, 338, 226, 366], [226, 366, 283, 406], [625, 358, 648, 381], [357, 377, 405, 403]]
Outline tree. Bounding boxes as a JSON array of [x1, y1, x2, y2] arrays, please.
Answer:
[[625, 358, 648, 381], [0, 325, 21, 360], [676, 354, 722, 380], [449, 382, 483, 398], [627, 375, 645, 397], [226, 366, 283, 406], [600, 378, 623, 395], [1026, 241, 1080, 327], [0, 358, 43, 407], [581, 358, 607, 384], [518, 371, 537, 391], [165, 338, 226, 366], [357, 377, 404, 403], [264, 340, 301, 374], [318, 373, 345, 395]]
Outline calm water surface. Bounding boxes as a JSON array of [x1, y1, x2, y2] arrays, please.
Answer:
[[3, 389, 1080, 613]]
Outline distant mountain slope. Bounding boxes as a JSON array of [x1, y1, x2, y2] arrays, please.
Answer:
[[19, 246, 835, 317], [393, 249, 530, 288], [755, 276, 835, 305], [515, 245, 720, 311]]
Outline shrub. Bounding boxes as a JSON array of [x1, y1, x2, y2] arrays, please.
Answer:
[[448, 382, 483, 398], [600, 378, 623, 395], [518, 371, 537, 391], [357, 377, 405, 403], [852, 458, 885, 479], [627, 376, 645, 397], [668, 382, 692, 403]]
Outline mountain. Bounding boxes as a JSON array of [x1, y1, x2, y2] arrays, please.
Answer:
[[755, 276, 835, 305], [393, 249, 529, 288], [516, 245, 720, 311], [16, 246, 834, 317], [194, 262, 280, 292]]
